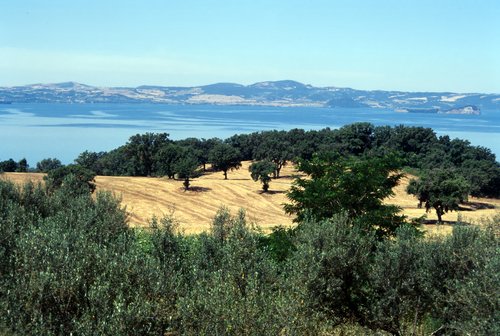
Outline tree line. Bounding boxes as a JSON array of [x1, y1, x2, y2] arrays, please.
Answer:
[[3, 123, 499, 222], [3, 123, 498, 198]]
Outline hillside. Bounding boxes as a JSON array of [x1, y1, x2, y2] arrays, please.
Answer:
[[1, 80, 499, 111], [2, 162, 499, 234]]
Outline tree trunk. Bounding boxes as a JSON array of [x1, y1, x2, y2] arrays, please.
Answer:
[[262, 181, 269, 192], [436, 207, 443, 223], [223, 170, 228, 180]]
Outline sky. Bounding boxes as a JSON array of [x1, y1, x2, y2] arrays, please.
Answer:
[[1, 0, 499, 93]]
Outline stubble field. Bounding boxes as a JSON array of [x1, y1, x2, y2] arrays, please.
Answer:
[[3, 161, 499, 235]]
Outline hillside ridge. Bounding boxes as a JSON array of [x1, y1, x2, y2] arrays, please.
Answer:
[[1, 80, 499, 111]]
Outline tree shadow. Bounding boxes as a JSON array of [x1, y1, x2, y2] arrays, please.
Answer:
[[422, 219, 470, 225], [258, 190, 286, 195], [179, 186, 212, 193], [458, 201, 496, 211]]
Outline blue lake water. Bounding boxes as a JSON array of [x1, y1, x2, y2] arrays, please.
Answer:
[[1, 103, 499, 165]]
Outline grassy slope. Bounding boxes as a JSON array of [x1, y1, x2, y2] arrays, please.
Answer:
[[3, 161, 499, 234]]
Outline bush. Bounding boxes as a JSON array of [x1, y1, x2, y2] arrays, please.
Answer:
[[286, 214, 375, 327], [1, 178, 498, 335], [177, 208, 287, 335]]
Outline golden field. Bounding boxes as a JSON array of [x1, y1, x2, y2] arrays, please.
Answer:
[[2, 162, 499, 235]]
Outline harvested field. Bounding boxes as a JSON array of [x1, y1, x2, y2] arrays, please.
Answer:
[[2, 163, 499, 234]]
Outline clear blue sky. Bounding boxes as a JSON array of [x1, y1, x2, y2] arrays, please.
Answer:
[[1, 0, 499, 92]]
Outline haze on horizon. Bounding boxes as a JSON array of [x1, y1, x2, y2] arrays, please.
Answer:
[[1, 0, 499, 93]]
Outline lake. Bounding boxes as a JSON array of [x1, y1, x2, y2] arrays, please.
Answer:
[[1, 103, 499, 165]]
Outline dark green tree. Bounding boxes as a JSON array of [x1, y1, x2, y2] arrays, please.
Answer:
[[249, 160, 276, 192], [125, 132, 171, 176], [459, 159, 500, 198], [75, 150, 106, 175], [208, 143, 242, 180], [334, 122, 375, 155], [173, 152, 201, 191], [254, 131, 293, 178], [97, 146, 133, 176], [16, 158, 28, 172], [177, 137, 222, 171], [285, 153, 408, 238], [225, 132, 261, 161], [44, 165, 96, 194], [36, 158, 63, 173], [0, 159, 18, 172], [154, 144, 185, 179], [406, 169, 470, 223]]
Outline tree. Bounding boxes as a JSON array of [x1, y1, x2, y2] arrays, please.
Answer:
[[249, 160, 276, 192], [334, 122, 375, 155], [208, 143, 242, 180], [254, 131, 293, 178], [154, 144, 184, 179], [44, 165, 96, 194], [125, 133, 171, 176], [36, 158, 63, 173], [459, 159, 500, 198], [173, 152, 201, 191], [285, 153, 407, 238], [177, 137, 222, 171], [16, 158, 28, 172], [75, 150, 106, 175], [406, 169, 470, 223], [0, 159, 18, 172]]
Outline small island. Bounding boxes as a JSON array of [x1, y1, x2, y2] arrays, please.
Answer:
[[397, 104, 481, 115]]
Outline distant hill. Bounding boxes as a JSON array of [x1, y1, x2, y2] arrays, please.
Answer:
[[1, 80, 499, 112]]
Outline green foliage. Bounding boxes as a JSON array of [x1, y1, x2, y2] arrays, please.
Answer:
[[0, 159, 18, 172], [177, 137, 222, 171], [407, 168, 470, 222], [208, 143, 242, 179], [173, 150, 201, 191], [288, 215, 375, 327], [285, 153, 408, 238], [259, 226, 296, 263], [16, 158, 28, 172], [154, 143, 184, 179], [425, 224, 499, 335], [177, 208, 287, 335], [249, 160, 276, 192], [74, 150, 106, 175], [44, 164, 97, 195], [364, 225, 434, 335], [36, 157, 63, 172], [459, 159, 500, 197], [125, 132, 171, 176], [254, 130, 293, 178], [335, 122, 375, 155], [0, 179, 498, 335]]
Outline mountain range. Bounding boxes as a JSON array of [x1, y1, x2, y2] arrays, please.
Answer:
[[1, 80, 499, 113]]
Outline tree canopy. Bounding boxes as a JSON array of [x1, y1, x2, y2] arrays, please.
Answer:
[[407, 168, 470, 223], [173, 150, 201, 191], [36, 158, 63, 173], [125, 132, 171, 176], [285, 153, 408, 238], [249, 160, 276, 192], [208, 143, 242, 180]]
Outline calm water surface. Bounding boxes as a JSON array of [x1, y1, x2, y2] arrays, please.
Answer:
[[1, 103, 499, 164]]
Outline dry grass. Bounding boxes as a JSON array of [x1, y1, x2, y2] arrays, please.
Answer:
[[2, 163, 499, 235]]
